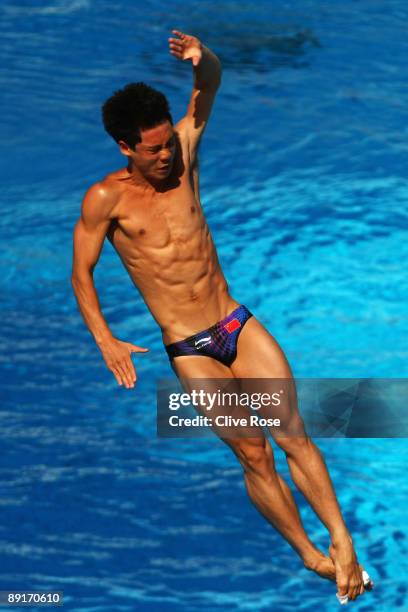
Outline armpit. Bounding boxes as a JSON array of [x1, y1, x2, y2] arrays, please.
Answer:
[[190, 158, 200, 201], [106, 218, 119, 243]]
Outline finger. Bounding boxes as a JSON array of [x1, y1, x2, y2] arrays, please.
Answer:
[[121, 361, 135, 388], [172, 29, 186, 39], [169, 47, 184, 57], [112, 368, 123, 386], [112, 366, 125, 387], [129, 345, 149, 353], [127, 360, 137, 377], [125, 362, 137, 386], [169, 44, 184, 53], [116, 362, 131, 388], [168, 41, 184, 51]]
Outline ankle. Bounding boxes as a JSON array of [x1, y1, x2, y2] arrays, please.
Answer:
[[331, 530, 353, 547], [302, 548, 325, 571]]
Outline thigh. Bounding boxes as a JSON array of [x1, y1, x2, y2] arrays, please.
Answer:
[[232, 316, 293, 379], [232, 316, 306, 439], [172, 354, 233, 379], [171, 355, 266, 441]]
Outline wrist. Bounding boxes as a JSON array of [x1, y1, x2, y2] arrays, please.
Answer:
[[94, 331, 114, 347]]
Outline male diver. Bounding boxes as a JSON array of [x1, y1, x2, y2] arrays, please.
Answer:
[[71, 30, 373, 603]]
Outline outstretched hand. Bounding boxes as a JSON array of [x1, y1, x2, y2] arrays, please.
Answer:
[[98, 336, 149, 389], [168, 30, 202, 66]]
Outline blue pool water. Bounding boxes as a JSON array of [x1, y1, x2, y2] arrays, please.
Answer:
[[1, 0, 407, 610]]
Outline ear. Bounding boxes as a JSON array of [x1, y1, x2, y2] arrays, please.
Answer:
[[118, 140, 132, 157]]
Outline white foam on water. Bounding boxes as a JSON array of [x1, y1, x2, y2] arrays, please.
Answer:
[[3, 0, 90, 17]]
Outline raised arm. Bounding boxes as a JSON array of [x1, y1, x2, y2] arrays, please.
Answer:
[[71, 184, 148, 388], [168, 30, 222, 162]]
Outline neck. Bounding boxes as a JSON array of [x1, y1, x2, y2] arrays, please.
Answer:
[[126, 161, 165, 192]]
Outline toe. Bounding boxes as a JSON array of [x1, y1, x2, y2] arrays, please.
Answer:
[[360, 566, 374, 590]]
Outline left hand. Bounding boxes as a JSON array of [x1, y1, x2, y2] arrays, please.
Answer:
[[168, 30, 202, 66]]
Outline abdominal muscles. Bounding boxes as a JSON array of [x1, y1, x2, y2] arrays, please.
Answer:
[[109, 209, 231, 339]]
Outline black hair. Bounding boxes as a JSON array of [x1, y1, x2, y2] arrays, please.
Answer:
[[101, 82, 173, 149]]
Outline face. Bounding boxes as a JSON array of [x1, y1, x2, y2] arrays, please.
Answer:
[[120, 121, 176, 181]]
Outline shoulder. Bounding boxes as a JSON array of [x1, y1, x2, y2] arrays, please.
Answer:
[[81, 175, 122, 223], [89, 170, 124, 203]]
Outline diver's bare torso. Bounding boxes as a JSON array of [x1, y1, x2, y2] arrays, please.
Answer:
[[101, 122, 238, 344]]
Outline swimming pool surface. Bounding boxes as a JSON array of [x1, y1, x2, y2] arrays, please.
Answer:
[[1, 0, 407, 610]]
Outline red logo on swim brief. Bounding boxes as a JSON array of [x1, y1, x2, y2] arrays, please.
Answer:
[[224, 318, 241, 333]]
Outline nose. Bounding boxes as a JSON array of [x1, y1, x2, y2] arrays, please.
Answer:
[[160, 149, 172, 163]]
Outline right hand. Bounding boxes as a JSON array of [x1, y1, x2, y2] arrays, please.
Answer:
[[98, 337, 149, 388], [168, 30, 203, 66]]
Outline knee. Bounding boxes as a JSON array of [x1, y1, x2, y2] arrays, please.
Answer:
[[274, 431, 313, 457], [230, 437, 275, 475]]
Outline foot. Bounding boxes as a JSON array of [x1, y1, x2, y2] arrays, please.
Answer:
[[329, 537, 369, 602], [304, 550, 337, 581]]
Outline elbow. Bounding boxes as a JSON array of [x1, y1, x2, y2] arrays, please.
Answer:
[[196, 77, 221, 94], [217, 59, 223, 80], [71, 268, 81, 286], [214, 58, 222, 87], [195, 63, 222, 91], [71, 274, 80, 294], [71, 268, 93, 289], [213, 73, 222, 90]]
